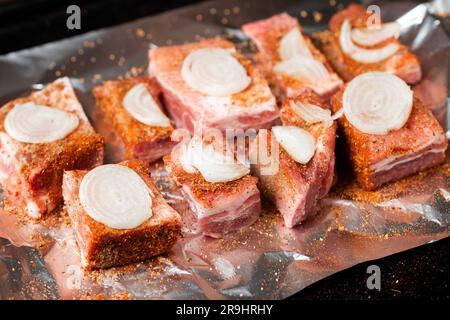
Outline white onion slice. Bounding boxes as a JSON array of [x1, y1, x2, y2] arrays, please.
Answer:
[[272, 126, 315, 164], [179, 137, 249, 183], [123, 83, 171, 127], [4, 102, 79, 144], [290, 101, 342, 127], [79, 164, 152, 229], [278, 27, 312, 60], [273, 58, 330, 86], [181, 48, 251, 97], [339, 19, 400, 63], [343, 72, 413, 135], [351, 22, 401, 46]]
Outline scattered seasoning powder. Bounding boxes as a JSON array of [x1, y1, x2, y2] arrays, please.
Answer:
[[83, 41, 96, 48], [118, 56, 126, 67], [135, 28, 145, 38], [313, 11, 323, 22], [93, 74, 102, 82]]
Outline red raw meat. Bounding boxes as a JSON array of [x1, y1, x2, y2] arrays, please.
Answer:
[[251, 91, 336, 227], [93, 77, 175, 164], [0, 77, 104, 219], [149, 38, 278, 133], [331, 87, 447, 190], [164, 145, 261, 238], [242, 13, 343, 101], [62, 160, 182, 270], [316, 4, 422, 84]]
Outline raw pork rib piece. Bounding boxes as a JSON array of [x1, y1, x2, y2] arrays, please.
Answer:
[[62, 160, 182, 270], [149, 38, 278, 133], [164, 148, 261, 238], [0, 77, 104, 219], [251, 91, 336, 228], [93, 77, 175, 164], [242, 13, 343, 100], [315, 4, 422, 83], [331, 89, 447, 190]]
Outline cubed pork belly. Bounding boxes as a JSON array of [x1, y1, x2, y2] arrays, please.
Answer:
[[62, 160, 182, 270], [164, 145, 261, 238], [149, 38, 278, 133], [0, 77, 104, 219], [92, 77, 175, 164], [251, 91, 337, 228], [315, 4, 421, 83], [242, 13, 343, 101], [331, 89, 447, 191]]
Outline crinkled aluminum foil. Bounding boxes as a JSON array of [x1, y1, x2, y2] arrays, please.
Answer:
[[0, 0, 449, 300]]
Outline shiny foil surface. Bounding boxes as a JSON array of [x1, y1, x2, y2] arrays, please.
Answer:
[[0, 0, 449, 299]]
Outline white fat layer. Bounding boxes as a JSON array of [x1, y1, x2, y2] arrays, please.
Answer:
[[370, 135, 446, 173], [26, 202, 42, 219], [149, 65, 276, 128], [182, 184, 256, 218]]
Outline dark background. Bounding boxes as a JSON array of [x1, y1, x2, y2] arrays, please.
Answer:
[[0, 0, 448, 300]]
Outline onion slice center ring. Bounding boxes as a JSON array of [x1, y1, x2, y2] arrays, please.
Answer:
[[342, 72, 413, 135]]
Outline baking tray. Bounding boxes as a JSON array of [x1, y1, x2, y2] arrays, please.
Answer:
[[0, 0, 448, 299]]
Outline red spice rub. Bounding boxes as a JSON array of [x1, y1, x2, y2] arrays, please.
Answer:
[[92, 77, 174, 164], [164, 150, 261, 238], [0, 77, 104, 219], [149, 38, 278, 133], [62, 160, 182, 270]]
